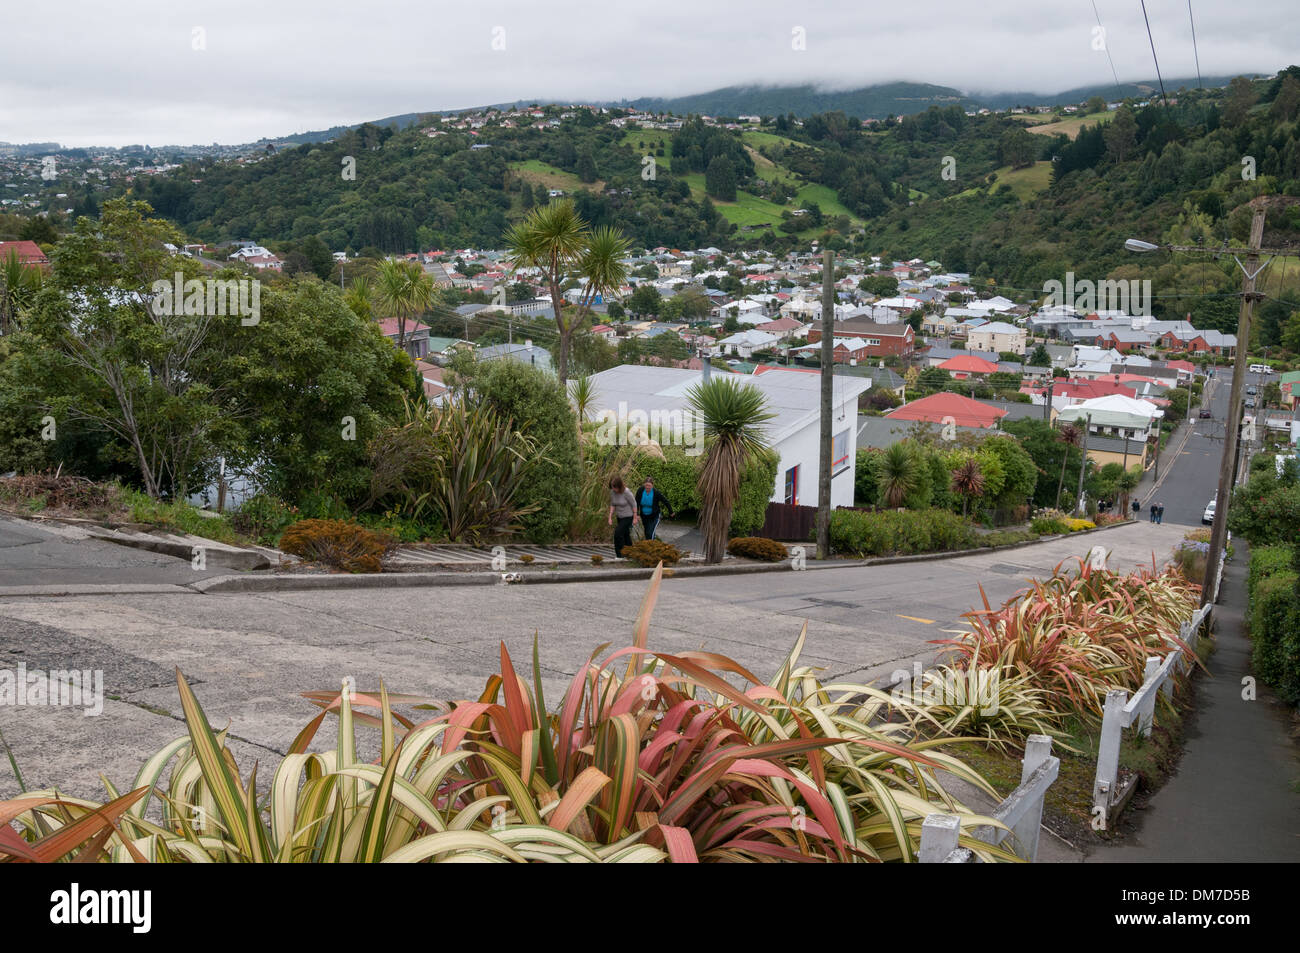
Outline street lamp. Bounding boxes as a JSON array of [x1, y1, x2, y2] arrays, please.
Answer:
[[1124, 239, 1160, 254]]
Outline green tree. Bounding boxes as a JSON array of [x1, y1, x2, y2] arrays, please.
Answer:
[[0, 249, 44, 334], [686, 377, 775, 563], [704, 155, 737, 202], [1028, 343, 1052, 367], [627, 284, 662, 316], [1103, 106, 1138, 163], [376, 258, 437, 351], [504, 200, 630, 382], [457, 357, 581, 543], [24, 199, 219, 498], [877, 442, 921, 509]]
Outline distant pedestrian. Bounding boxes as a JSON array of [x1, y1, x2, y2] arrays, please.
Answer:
[[1132, 498, 1142, 518], [633, 477, 674, 541], [1155, 502, 1164, 524], [607, 476, 638, 557]]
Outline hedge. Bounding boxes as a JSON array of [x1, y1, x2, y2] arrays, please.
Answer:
[[1246, 545, 1300, 706], [829, 508, 977, 557], [617, 445, 778, 538]]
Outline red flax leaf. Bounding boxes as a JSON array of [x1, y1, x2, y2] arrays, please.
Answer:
[[657, 823, 698, 863]]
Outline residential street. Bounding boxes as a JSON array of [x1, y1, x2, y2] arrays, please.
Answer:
[[0, 522, 1189, 800]]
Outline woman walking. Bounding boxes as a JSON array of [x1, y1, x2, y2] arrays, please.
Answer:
[[607, 475, 638, 557], [633, 476, 674, 541]]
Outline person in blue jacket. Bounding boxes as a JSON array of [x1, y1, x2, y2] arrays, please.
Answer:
[[633, 477, 674, 541]]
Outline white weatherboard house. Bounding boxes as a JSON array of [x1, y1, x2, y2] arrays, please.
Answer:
[[586, 365, 871, 508]]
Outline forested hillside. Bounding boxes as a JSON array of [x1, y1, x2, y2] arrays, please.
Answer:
[[128, 69, 1300, 339]]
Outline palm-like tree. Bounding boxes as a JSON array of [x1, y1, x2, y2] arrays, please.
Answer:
[[568, 375, 596, 461], [375, 259, 435, 351], [878, 442, 920, 509], [505, 201, 629, 383], [1117, 467, 1140, 513], [950, 457, 985, 517], [686, 377, 775, 563], [1054, 423, 1081, 509], [0, 250, 44, 334], [342, 274, 375, 321]]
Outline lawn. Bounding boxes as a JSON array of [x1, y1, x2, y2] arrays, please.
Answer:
[[619, 129, 673, 170], [680, 173, 788, 227], [946, 161, 1052, 203], [1024, 110, 1114, 140], [508, 159, 602, 193]]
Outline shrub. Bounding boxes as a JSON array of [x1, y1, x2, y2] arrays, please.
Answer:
[[229, 493, 300, 545], [609, 444, 776, 538], [1247, 546, 1300, 705], [977, 529, 1037, 548], [1030, 516, 1068, 535], [0, 569, 1014, 863], [367, 397, 542, 544], [279, 518, 396, 573], [590, 553, 603, 565], [727, 536, 789, 561], [621, 538, 684, 568], [829, 508, 976, 557], [0, 473, 120, 514], [1064, 517, 1095, 532], [458, 358, 581, 543]]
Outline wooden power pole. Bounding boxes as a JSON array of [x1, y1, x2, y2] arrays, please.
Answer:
[[1201, 202, 1267, 606], [816, 249, 835, 560]]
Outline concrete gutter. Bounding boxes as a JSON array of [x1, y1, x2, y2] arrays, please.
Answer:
[[188, 520, 1140, 594]]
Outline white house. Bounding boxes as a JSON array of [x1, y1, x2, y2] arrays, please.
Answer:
[[585, 364, 871, 508], [716, 329, 779, 358]]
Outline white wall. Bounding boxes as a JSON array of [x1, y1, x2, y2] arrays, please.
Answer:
[[768, 397, 859, 508]]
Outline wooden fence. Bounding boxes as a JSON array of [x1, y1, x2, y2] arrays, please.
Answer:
[[1090, 603, 1214, 828], [919, 735, 1060, 863]]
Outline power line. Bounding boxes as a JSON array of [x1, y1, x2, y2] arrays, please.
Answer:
[[1187, 1, 1203, 90], [1140, 0, 1170, 108], [1091, 0, 1125, 102]]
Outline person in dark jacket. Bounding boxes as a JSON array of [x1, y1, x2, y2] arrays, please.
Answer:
[[633, 477, 674, 541]]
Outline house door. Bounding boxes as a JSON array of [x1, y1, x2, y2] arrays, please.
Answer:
[[784, 465, 799, 505]]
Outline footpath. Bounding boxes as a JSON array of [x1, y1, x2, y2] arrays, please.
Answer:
[[1088, 541, 1300, 862]]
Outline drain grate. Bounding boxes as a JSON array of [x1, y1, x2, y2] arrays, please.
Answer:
[[986, 563, 1035, 576]]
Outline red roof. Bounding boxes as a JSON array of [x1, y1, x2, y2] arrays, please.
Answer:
[[886, 392, 1007, 429], [1165, 360, 1194, 373], [756, 316, 806, 332], [376, 317, 430, 338], [0, 240, 49, 266], [939, 354, 999, 374]]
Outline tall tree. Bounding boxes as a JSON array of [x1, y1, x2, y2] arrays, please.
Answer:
[[376, 258, 436, 350], [504, 200, 629, 382], [704, 155, 737, 202], [687, 377, 774, 563]]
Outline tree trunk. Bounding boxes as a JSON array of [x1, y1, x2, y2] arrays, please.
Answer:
[[551, 282, 568, 382]]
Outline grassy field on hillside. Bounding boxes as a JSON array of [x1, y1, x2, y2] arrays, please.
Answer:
[[947, 161, 1052, 202], [1024, 110, 1114, 140], [509, 159, 602, 193], [619, 129, 673, 169]]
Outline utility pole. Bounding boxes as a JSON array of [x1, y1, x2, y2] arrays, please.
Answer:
[[1076, 413, 1091, 515], [1202, 202, 1267, 606], [1127, 196, 1297, 606], [1043, 376, 1054, 424], [816, 248, 834, 560]]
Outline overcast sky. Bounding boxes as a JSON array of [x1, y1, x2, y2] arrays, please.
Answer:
[[3, 1, 1297, 147]]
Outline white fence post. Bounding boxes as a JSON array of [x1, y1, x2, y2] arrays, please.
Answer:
[[1136, 656, 1160, 736], [1092, 689, 1128, 821], [1160, 649, 1180, 702], [1009, 735, 1053, 863], [919, 813, 962, 863]]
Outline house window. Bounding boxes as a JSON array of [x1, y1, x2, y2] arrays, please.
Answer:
[[784, 465, 799, 505], [865, 338, 881, 346], [831, 430, 850, 475]]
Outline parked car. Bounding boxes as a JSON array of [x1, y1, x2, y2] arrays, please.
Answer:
[[1203, 499, 1216, 525], [1246, 385, 1257, 395], [1198, 409, 1212, 418], [1245, 397, 1256, 409]]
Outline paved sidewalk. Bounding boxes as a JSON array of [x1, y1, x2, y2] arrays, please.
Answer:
[[1089, 542, 1300, 862]]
